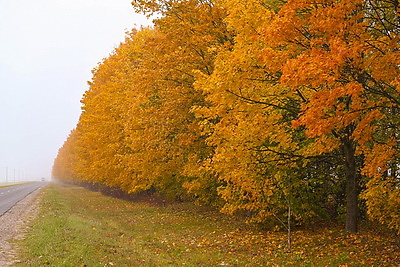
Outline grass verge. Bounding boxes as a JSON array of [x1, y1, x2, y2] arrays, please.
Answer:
[[18, 182, 399, 266], [0, 182, 29, 189]]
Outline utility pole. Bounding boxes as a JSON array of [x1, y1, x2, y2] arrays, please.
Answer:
[[13, 168, 15, 182], [5, 167, 8, 183]]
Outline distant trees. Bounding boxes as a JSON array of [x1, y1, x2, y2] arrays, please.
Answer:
[[53, 0, 400, 234]]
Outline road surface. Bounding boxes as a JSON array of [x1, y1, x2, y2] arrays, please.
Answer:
[[0, 182, 47, 216]]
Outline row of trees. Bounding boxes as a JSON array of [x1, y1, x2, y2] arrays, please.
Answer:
[[53, 0, 400, 234]]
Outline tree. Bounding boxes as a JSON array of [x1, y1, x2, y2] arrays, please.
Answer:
[[122, 0, 233, 201], [194, 0, 346, 240], [259, 0, 400, 232]]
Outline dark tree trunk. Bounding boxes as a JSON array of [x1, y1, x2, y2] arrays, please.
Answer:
[[343, 140, 358, 233]]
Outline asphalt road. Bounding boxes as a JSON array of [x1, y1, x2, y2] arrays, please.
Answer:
[[0, 182, 47, 216]]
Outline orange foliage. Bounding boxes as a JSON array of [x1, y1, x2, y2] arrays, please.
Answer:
[[53, 0, 400, 234]]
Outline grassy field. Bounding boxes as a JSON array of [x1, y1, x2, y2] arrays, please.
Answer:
[[17, 183, 399, 266]]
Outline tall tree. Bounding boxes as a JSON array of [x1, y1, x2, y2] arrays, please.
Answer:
[[259, 0, 400, 232], [194, 0, 344, 230], [123, 0, 232, 201]]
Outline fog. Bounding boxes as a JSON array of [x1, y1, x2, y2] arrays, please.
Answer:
[[0, 0, 151, 181]]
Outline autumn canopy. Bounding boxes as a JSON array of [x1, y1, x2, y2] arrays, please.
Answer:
[[53, 0, 400, 234]]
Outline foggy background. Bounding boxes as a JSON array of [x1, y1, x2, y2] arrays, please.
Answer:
[[0, 0, 151, 181]]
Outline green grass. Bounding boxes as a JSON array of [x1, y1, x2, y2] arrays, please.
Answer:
[[17, 183, 399, 266], [0, 182, 29, 189]]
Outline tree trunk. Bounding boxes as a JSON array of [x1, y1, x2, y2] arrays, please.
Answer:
[[287, 202, 291, 251], [343, 140, 358, 233]]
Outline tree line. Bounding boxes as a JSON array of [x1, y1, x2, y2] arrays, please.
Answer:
[[53, 0, 400, 234]]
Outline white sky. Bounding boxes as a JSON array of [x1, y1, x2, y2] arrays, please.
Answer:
[[0, 0, 151, 181]]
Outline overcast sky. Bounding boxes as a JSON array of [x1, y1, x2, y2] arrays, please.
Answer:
[[0, 0, 151, 181]]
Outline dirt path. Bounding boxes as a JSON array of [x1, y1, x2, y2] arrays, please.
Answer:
[[0, 188, 42, 266]]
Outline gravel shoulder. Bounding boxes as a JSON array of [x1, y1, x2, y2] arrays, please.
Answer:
[[0, 188, 43, 266]]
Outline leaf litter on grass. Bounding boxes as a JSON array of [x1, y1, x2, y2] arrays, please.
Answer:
[[18, 183, 400, 266]]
